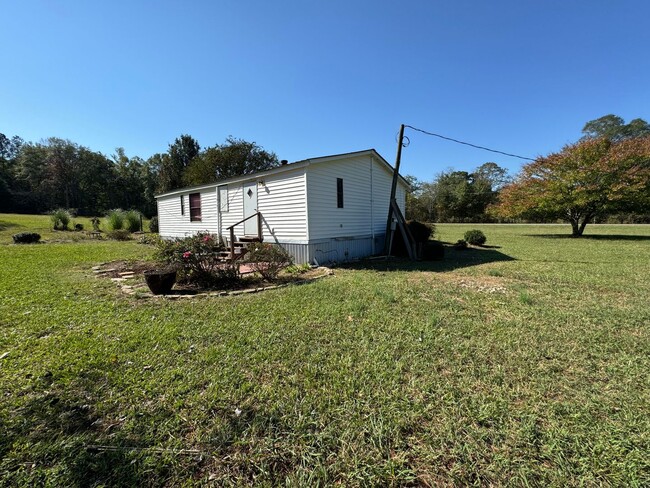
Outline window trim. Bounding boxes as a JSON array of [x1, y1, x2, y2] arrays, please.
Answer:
[[189, 193, 202, 222], [336, 178, 344, 208]]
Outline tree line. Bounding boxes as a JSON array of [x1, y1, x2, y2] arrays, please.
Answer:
[[0, 134, 279, 217], [406, 114, 650, 233]]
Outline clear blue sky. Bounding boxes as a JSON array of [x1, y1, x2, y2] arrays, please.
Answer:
[[2, 0, 648, 181]]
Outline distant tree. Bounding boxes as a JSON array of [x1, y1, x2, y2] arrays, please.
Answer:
[[582, 114, 650, 142], [158, 135, 200, 192], [404, 175, 427, 221], [183, 136, 279, 186], [0, 134, 23, 212], [493, 137, 650, 236], [13, 138, 116, 214]]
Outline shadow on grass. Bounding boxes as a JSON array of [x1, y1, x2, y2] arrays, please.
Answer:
[[525, 234, 650, 241], [341, 245, 515, 273], [1, 372, 183, 486], [0, 220, 21, 231]]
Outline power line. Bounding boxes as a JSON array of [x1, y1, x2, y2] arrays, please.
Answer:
[[404, 125, 535, 161]]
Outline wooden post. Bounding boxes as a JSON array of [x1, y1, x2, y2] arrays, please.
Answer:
[[257, 212, 262, 241], [384, 124, 405, 254], [229, 227, 235, 259]]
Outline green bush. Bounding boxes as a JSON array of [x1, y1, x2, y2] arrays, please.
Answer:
[[124, 210, 142, 232], [421, 240, 445, 261], [156, 232, 237, 287], [391, 220, 435, 257], [50, 209, 72, 230], [407, 220, 434, 243], [149, 216, 159, 233], [106, 229, 132, 241], [464, 229, 487, 246], [12, 232, 41, 244], [454, 239, 468, 250], [246, 242, 293, 281], [106, 209, 125, 230]]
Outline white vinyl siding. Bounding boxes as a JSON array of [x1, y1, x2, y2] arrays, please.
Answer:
[[219, 184, 244, 231], [257, 168, 307, 242], [157, 189, 218, 238], [306, 155, 408, 240]]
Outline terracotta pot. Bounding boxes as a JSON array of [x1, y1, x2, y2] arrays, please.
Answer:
[[144, 269, 177, 295]]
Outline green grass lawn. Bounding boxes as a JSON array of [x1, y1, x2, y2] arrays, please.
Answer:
[[1, 214, 649, 486]]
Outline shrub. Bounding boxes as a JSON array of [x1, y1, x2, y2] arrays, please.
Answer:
[[50, 209, 71, 230], [407, 220, 434, 243], [74, 223, 84, 231], [106, 209, 125, 230], [390, 220, 435, 257], [149, 216, 159, 233], [124, 210, 142, 233], [106, 229, 132, 241], [13, 232, 41, 244], [454, 239, 468, 250], [464, 229, 487, 246], [246, 242, 293, 281], [421, 240, 445, 261], [138, 234, 162, 246], [156, 232, 236, 287]]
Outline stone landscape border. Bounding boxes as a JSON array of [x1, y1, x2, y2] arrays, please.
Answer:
[[92, 263, 334, 299]]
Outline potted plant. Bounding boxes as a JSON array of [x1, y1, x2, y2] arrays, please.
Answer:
[[144, 266, 177, 295]]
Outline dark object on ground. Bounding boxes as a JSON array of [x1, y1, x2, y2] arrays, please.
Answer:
[[144, 269, 177, 295], [391, 220, 435, 257], [464, 229, 487, 246], [90, 217, 101, 232], [74, 223, 84, 231], [454, 239, 468, 250], [149, 216, 159, 233], [13, 232, 41, 244], [422, 240, 445, 261]]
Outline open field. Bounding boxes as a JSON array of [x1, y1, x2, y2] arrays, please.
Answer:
[[1, 214, 649, 486]]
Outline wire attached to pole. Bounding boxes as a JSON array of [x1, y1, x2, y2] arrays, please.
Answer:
[[404, 125, 535, 161]]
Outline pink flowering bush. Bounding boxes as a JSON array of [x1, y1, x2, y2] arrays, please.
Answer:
[[155, 232, 238, 287], [245, 242, 293, 281]]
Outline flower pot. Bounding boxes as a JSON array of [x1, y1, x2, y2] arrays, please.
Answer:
[[144, 269, 177, 295]]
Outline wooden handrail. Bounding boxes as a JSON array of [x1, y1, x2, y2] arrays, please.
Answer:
[[226, 211, 263, 259]]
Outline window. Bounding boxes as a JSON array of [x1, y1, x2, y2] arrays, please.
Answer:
[[180, 195, 184, 215], [218, 185, 228, 212], [189, 193, 202, 222], [336, 178, 344, 208]]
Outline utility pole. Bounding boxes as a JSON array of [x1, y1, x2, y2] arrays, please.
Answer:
[[383, 124, 405, 255]]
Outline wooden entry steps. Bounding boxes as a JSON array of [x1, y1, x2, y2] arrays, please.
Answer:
[[219, 236, 263, 262]]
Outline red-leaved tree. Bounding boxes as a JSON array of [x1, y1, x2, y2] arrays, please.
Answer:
[[492, 137, 650, 236]]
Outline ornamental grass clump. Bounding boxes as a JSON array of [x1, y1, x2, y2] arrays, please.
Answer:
[[156, 232, 237, 287], [50, 208, 72, 230], [246, 242, 293, 281], [106, 209, 125, 230], [124, 210, 142, 232]]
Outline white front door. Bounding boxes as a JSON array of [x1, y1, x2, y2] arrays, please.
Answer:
[[243, 181, 258, 235]]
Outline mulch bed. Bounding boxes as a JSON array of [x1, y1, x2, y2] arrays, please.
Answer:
[[92, 261, 333, 299]]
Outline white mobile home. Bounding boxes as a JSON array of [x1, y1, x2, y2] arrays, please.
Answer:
[[155, 149, 409, 264]]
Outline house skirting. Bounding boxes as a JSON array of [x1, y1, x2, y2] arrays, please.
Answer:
[[277, 234, 386, 265]]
